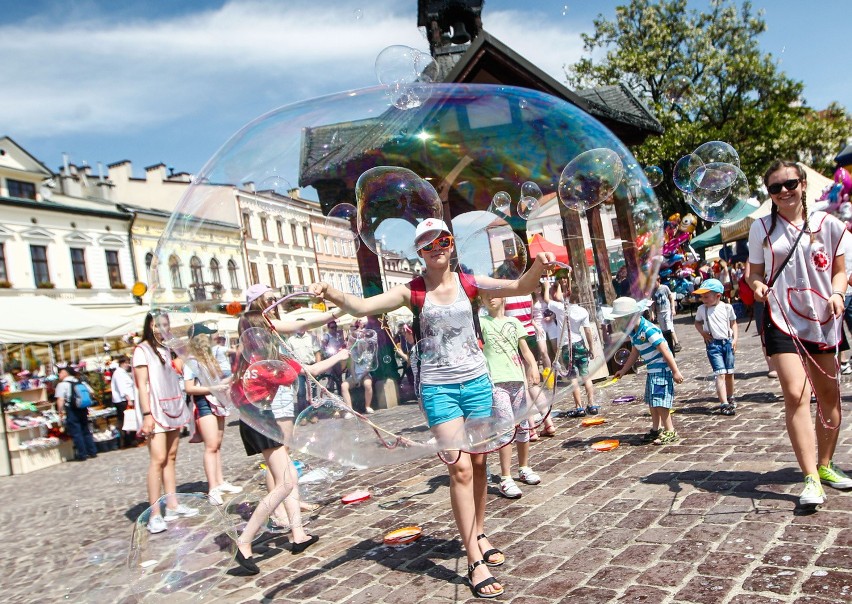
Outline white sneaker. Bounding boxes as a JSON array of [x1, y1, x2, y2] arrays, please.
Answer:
[[518, 467, 541, 485], [207, 489, 223, 506], [343, 412, 354, 419], [842, 363, 852, 376], [498, 478, 523, 499], [164, 503, 200, 521], [217, 481, 243, 494], [799, 475, 826, 507], [147, 515, 167, 534]]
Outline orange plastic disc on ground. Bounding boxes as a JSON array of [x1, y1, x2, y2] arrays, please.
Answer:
[[341, 490, 371, 505], [581, 417, 606, 427], [383, 526, 423, 546], [590, 439, 620, 452]]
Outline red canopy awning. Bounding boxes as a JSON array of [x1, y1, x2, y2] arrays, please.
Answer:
[[528, 233, 570, 264]]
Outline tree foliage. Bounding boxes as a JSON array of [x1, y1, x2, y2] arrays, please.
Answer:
[[565, 0, 851, 219]]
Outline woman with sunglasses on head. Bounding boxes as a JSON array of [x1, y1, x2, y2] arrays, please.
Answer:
[[134, 313, 196, 534], [310, 218, 555, 598], [747, 160, 852, 510]]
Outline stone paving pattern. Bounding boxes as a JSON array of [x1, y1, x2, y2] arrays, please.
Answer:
[[0, 315, 850, 603]]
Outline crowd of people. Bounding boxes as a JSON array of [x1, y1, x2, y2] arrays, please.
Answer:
[[40, 158, 850, 599]]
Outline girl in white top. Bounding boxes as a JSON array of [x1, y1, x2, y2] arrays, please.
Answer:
[[133, 313, 195, 533], [310, 219, 555, 599], [747, 159, 852, 508]]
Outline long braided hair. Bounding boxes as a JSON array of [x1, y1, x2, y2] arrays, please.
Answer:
[[763, 160, 812, 244]]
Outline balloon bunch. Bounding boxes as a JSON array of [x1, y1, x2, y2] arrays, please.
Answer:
[[658, 212, 700, 296], [817, 167, 852, 228]]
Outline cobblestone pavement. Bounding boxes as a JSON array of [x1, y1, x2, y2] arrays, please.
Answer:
[[1, 315, 851, 603]]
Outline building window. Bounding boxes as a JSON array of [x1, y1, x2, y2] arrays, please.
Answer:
[[324, 238, 331, 254], [242, 211, 253, 239], [8, 179, 36, 200], [308, 268, 316, 283], [296, 266, 304, 285], [291, 223, 299, 246], [228, 259, 239, 289], [249, 262, 259, 284], [106, 250, 123, 287], [267, 264, 277, 288], [169, 254, 183, 289], [0, 242, 8, 282], [260, 217, 270, 241], [303, 226, 311, 248], [209, 257, 221, 284], [283, 264, 291, 284], [314, 234, 321, 250], [332, 239, 340, 256], [276, 220, 284, 243], [190, 255, 203, 285], [70, 248, 88, 286], [30, 245, 50, 285]]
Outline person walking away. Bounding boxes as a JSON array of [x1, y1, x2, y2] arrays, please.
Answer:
[[693, 278, 739, 415], [110, 355, 138, 448], [284, 317, 322, 416], [479, 292, 543, 499], [610, 297, 684, 445], [746, 159, 852, 509], [652, 276, 682, 353], [55, 364, 98, 461]]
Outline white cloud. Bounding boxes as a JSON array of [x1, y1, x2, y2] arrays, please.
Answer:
[[0, 0, 586, 138]]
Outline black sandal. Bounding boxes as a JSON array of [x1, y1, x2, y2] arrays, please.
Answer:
[[476, 533, 505, 567], [467, 559, 504, 599]]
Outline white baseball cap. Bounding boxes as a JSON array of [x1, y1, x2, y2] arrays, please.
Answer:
[[414, 218, 451, 250], [245, 284, 272, 305]]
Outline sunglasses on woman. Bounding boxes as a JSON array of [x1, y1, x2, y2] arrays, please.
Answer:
[[421, 235, 453, 252], [767, 178, 801, 195]]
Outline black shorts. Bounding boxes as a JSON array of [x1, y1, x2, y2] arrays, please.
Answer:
[[762, 313, 847, 357], [239, 420, 282, 456]]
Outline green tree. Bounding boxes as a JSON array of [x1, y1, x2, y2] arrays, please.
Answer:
[[566, 0, 851, 220]]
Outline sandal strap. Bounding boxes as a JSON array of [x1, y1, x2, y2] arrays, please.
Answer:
[[472, 576, 501, 592], [476, 533, 487, 541], [482, 547, 504, 562], [468, 559, 487, 574]]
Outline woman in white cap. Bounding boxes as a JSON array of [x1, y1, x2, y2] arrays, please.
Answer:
[[310, 218, 555, 598], [747, 159, 851, 509]]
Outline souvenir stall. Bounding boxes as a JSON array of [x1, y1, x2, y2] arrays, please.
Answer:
[[0, 296, 132, 475]]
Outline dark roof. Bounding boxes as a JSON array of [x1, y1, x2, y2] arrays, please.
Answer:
[[574, 84, 663, 135]]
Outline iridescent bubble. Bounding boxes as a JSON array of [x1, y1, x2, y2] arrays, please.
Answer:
[[256, 173, 292, 197], [517, 196, 539, 220], [452, 210, 528, 285], [691, 162, 740, 191], [348, 328, 379, 373], [686, 165, 751, 223], [614, 348, 630, 365], [374, 46, 436, 110], [490, 191, 512, 215], [673, 154, 704, 193], [127, 494, 235, 602], [521, 180, 543, 201], [353, 8, 363, 20], [663, 73, 693, 104], [242, 360, 299, 410], [224, 492, 269, 541], [644, 165, 664, 187], [558, 148, 625, 211], [693, 141, 740, 168], [325, 202, 360, 251], [356, 166, 443, 259]]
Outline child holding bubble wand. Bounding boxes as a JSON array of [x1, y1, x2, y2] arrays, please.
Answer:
[[479, 291, 545, 499], [310, 218, 556, 598], [746, 160, 851, 509], [231, 287, 349, 574], [610, 297, 684, 445]]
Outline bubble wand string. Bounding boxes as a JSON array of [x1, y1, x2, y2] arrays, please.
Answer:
[[767, 288, 842, 431]]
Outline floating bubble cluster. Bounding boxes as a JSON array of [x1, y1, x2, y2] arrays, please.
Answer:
[[673, 141, 750, 223], [558, 148, 625, 211]]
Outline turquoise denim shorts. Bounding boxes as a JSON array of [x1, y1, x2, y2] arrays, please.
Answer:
[[420, 373, 493, 427]]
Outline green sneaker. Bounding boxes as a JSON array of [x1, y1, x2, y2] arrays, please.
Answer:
[[652, 430, 679, 445], [818, 461, 852, 490], [799, 474, 826, 507]]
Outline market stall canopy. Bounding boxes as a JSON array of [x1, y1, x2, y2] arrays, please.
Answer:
[[835, 144, 852, 167], [528, 234, 570, 264], [0, 296, 133, 343]]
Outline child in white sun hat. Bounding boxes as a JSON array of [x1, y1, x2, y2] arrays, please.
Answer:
[[607, 297, 684, 445]]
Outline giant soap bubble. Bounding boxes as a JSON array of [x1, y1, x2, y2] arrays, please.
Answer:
[[153, 83, 664, 469]]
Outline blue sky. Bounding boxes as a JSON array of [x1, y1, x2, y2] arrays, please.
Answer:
[[0, 0, 847, 178]]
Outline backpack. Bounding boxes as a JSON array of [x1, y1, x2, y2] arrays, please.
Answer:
[[68, 381, 94, 409]]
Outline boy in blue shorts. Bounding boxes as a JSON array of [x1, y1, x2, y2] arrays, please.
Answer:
[[693, 278, 738, 416], [609, 297, 684, 445]]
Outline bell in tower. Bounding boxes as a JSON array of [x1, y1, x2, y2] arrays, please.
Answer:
[[417, 0, 484, 57]]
